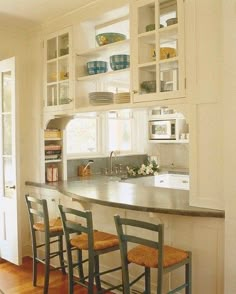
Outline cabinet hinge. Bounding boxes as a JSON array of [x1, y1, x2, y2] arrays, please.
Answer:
[[185, 78, 187, 89]]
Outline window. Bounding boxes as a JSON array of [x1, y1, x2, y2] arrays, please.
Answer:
[[66, 113, 100, 156], [107, 110, 132, 152], [66, 110, 146, 157]]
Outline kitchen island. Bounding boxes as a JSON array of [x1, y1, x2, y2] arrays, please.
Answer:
[[25, 176, 224, 294]]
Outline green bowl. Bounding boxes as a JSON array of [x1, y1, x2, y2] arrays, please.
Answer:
[[146, 24, 155, 32], [96, 33, 126, 46]]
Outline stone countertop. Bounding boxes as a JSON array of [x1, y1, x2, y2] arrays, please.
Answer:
[[25, 175, 224, 218]]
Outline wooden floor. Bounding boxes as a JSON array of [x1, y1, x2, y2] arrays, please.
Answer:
[[0, 256, 112, 293]]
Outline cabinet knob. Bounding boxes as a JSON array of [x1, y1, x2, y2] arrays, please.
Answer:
[[132, 90, 138, 94]]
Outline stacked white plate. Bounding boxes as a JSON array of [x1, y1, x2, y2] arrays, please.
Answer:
[[114, 92, 130, 104], [89, 92, 114, 105]]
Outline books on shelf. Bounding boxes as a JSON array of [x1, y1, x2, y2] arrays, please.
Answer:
[[45, 154, 61, 160], [44, 144, 62, 151], [45, 150, 61, 155], [44, 128, 61, 139], [45, 143, 62, 161]]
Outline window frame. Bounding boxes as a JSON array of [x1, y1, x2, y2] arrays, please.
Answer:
[[65, 113, 103, 159], [65, 110, 147, 159]]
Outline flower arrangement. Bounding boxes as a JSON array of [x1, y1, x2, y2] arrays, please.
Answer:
[[126, 160, 159, 177]]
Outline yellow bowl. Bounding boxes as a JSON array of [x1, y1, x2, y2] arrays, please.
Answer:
[[160, 47, 176, 60], [96, 33, 126, 46]]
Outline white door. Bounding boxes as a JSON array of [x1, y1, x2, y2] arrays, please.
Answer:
[[0, 57, 20, 265]]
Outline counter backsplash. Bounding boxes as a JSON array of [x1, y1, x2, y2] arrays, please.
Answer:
[[67, 154, 148, 178]]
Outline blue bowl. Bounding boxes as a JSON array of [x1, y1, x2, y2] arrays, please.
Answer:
[[87, 61, 108, 75], [110, 54, 130, 71]]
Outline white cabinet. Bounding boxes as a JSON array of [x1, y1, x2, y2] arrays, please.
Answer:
[[74, 6, 131, 110], [44, 27, 74, 112], [189, 103, 223, 210], [130, 0, 186, 103], [185, 0, 221, 103], [185, 0, 223, 210]]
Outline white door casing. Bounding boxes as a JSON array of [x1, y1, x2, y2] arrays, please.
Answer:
[[0, 57, 20, 265]]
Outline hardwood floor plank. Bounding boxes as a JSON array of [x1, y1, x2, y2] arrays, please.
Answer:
[[0, 257, 115, 293]]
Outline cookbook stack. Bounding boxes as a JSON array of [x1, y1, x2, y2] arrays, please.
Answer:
[[44, 129, 62, 161], [45, 144, 62, 161]]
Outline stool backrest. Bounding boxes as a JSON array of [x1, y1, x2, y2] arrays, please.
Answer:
[[25, 194, 50, 238], [114, 214, 164, 270], [58, 205, 94, 253]]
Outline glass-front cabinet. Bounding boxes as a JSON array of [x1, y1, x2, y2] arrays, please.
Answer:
[[130, 0, 185, 103], [44, 27, 73, 112]]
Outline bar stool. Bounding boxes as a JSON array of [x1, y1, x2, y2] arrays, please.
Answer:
[[58, 204, 122, 294], [114, 215, 192, 294], [25, 194, 66, 294]]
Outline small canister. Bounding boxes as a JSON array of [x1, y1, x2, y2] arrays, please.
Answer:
[[46, 165, 58, 182]]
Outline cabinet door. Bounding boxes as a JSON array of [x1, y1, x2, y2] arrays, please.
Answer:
[[130, 0, 185, 103], [44, 27, 74, 112], [189, 103, 224, 210], [185, 0, 221, 103]]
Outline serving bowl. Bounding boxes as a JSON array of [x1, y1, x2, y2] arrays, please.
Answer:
[[87, 61, 108, 75], [166, 17, 178, 26], [146, 24, 155, 32], [160, 47, 176, 60], [96, 33, 126, 46], [110, 54, 130, 71], [145, 24, 164, 31], [140, 80, 156, 93]]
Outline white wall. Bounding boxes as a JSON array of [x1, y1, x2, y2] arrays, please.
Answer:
[[223, 1, 236, 293]]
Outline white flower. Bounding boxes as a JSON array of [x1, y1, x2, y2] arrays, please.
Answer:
[[126, 160, 159, 177]]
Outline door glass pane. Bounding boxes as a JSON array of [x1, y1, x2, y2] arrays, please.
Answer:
[[138, 2, 155, 34], [58, 33, 69, 57], [2, 71, 12, 112], [159, 0, 177, 28], [3, 114, 12, 155], [3, 157, 14, 198], [59, 81, 70, 105], [160, 61, 179, 91], [47, 37, 57, 60], [47, 85, 57, 106]]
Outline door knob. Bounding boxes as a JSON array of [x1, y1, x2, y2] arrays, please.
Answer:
[[5, 185, 16, 189]]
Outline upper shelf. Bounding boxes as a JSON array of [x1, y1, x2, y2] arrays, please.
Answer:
[[76, 39, 130, 58], [77, 68, 130, 81]]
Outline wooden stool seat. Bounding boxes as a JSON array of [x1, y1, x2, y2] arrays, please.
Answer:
[[33, 217, 63, 232], [70, 230, 119, 250], [127, 244, 189, 268]]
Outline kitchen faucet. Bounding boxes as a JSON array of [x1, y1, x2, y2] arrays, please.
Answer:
[[109, 150, 120, 175]]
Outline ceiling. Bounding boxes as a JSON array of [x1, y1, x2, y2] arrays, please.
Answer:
[[0, 0, 97, 30]]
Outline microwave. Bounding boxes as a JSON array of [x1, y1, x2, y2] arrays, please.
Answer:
[[149, 119, 176, 140]]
